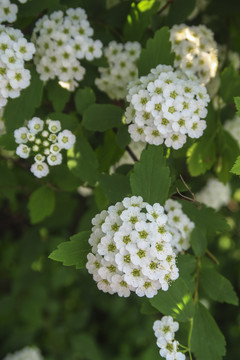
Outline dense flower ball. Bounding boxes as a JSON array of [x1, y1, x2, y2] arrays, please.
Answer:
[[0, 0, 29, 24], [0, 25, 35, 110], [125, 64, 210, 149], [170, 24, 218, 84], [224, 115, 240, 147], [3, 346, 43, 360], [14, 117, 76, 178], [32, 8, 103, 91], [153, 316, 185, 360], [164, 199, 194, 254], [196, 178, 231, 210], [86, 196, 180, 298], [95, 41, 141, 100]]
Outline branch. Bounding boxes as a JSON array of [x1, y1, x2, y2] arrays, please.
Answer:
[[157, 0, 175, 15], [126, 145, 138, 162]]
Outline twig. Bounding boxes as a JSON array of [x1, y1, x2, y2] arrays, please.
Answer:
[[205, 249, 219, 265], [193, 257, 200, 304], [126, 145, 138, 162], [157, 0, 175, 15]]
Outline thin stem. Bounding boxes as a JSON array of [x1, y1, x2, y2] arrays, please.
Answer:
[[126, 145, 138, 162], [193, 257, 200, 304], [188, 318, 194, 360], [157, 0, 175, 15], [206, 249, 219, 265]]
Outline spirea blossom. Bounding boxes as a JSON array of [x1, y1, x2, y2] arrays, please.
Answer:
[[170, 24, 218, 84], [86, 196, 194, 298], [95, 41, 141, 100], [14, 117, 76, 178], [32, 8, 103, 91], [0, 0, 29, 24], [196, 178, 231, 210], [0, 25, 35, 111], [125, 64, 210, 149], [153, 316, 186, 360], [3, 346, 43, 360], [164, 199, 194, 254], [224, 115, 240, 147]]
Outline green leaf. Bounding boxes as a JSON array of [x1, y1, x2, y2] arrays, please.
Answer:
[[123, 1, 159, 41], [231, 155, 240, 175], [180, 201, 230, 235], [116, 125, 131, 149], [96, 130, 124, 172], [48, 112, 78, 132], [191, 302, 226, 360], [82, 104, 124, 131], [49, 231, 91, 269], [0, 163, 17, 201], [28, 186, 55, 224], [138, 27, 175, 76], [167, 0, 196, 26], [46, 80, 71, 112], [187, 139, 216, 177], [220, 65, 240, 104], [99, 174, 131, 203], [3, 69, 43, 132], [49, 165, 81, 191], [177, 254, 197, 293], [234, 96, 240, 116], [199, 268, 238, 305], [150, 278, 194, 322], [0, 133, 16, 151], [190, 226, 207, 257], [130, 146, 171, 205], [67, 134, 99, 186], [74, 87, 96, 115], [187, 103, 217, 176], [216, 128, 239, 183]]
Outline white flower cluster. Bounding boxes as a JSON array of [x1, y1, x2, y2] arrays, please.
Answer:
[[32, 8, 103, 91], [196, 178, 231, 210], [14, 117, 76, 178], [170, 24, 218, 85], [125, 64, 210, 149], [3, 346, 43, 360], [164, 199, 194, 254], [153, 316, 185, 360], [0, 25, 35, 110], [224, 115, 240, 147], [95, 41, 141, 100], [86, 196, 179, 298], [0, 0, 29, 24]]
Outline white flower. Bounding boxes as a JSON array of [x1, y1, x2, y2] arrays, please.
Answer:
[[16, 143, 30, 158], [32, 8, 103, 91], [170, 24, 218, 85], [125, 64, 210, 149], [95, 41, 141, 100], [57, 129, 76, 149], [196, 178, 231, 210], [153, 317, 186, 360], [86, 196, 180, 298], [28, 117, 44, 134], [14, 126, 28, 143], [3, 346, 43, 360], [0, 25, 34, 112], [30, 162, 49, 178], [47, 152, 62, 166], [48, 120, 61, 133]]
